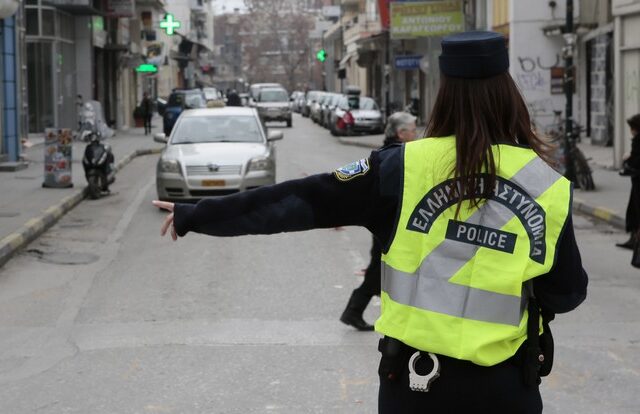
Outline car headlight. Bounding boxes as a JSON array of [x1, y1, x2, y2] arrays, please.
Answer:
[[248, 156, 272, 171], [158, 159, 181, 174]]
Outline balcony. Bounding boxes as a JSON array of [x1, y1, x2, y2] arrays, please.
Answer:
[[343, 13, 382, 45]]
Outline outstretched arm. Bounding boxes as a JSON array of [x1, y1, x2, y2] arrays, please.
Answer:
[[154, 153, 391, 239]]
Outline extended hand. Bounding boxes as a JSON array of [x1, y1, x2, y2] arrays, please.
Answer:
[[153, 200, 177, 241]]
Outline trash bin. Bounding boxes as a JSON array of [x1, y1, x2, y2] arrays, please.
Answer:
[[42, 128, 73, 188]]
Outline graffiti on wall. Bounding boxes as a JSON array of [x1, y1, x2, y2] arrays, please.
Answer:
[[515, 54, 561, 93], [517, 55, 561, 73]]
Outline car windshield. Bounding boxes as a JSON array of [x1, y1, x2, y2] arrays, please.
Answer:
[[172, 115, 263, 144], [168, 92, 204, 107], [259, 89, 288, 102], [203, 88, 219, 100]]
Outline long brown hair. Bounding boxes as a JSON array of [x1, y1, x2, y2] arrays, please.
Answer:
[[425, 72, 552, 214]]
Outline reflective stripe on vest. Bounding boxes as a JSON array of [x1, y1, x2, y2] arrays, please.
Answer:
[[382, 156, 557, 326]]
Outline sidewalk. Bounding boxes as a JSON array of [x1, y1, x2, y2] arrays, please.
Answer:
[[340, 134, 630, 231], [0, 118, 165, 267]]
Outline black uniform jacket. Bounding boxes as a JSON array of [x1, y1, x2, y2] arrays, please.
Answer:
[[174, 145, 588, 314]]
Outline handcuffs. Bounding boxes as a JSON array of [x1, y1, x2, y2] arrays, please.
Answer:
[[408, 351, 441, 392]]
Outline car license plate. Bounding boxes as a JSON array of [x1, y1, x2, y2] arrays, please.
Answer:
[[201, 179, 225, 187]]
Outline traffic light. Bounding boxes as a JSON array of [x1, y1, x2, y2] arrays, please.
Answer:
[[316, 49, 327, 62]]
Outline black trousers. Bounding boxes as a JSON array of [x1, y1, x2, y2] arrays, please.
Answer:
[[354, 237, 382, 298], [378, 348, 542, 413], [625, 176, 640, 233], [143, 116, 152, 134]]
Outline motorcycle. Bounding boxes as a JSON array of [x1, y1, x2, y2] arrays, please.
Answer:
[[82, 131, 115, 199]]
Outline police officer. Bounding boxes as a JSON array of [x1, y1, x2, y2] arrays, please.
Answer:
[[340, 111, 418, 331], [154, 31, 587, 413]]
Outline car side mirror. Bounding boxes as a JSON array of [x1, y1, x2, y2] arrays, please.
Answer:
[[267, 130, 284, 141], [154, 133, 168, 144]]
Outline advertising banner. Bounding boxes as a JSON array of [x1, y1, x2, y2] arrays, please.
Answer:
[[390, 1, 464, 39], [43, 129, 73, 188]]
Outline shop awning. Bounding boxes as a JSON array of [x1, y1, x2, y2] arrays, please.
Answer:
[[339, 51, 358, 69]]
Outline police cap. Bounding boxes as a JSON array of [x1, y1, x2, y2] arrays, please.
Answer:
[[439, 31, 509, 79]]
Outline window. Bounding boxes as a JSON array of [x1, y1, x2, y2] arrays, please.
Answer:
[[26, 8, 39, 36], [41, 8, 55, 37]]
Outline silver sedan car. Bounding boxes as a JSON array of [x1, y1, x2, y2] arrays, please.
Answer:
[[154, 107, 283, 201]]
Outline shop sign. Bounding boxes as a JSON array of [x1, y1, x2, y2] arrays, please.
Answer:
[[107, 0, 134, 17], [390, 1, 464, 39], [395, 55, 422, 70], [145, 41, 165, 66]]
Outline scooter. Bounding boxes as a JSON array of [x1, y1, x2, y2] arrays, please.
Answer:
[[82, 131, 115, 199]]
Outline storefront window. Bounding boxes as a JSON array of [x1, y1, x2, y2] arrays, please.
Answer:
[[27, 42, 54, 132]]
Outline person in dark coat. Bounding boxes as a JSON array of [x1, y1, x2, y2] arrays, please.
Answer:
[[141, 92, 153, 135], [340, 111, 417, 331], [617, 113, 640, 248], [226, 90, 242, 107]]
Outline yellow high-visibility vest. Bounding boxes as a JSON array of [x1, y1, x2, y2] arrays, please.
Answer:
[[376, 136, 572, 366]]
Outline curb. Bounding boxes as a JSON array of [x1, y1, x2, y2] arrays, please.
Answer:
[[573, 198, 626, 230], [0, 147, 163, 269]]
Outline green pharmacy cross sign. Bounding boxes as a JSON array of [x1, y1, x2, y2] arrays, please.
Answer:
[[316, 49, 327, 62], [160, 13, 181, 36], [135, 64, 158, 73]]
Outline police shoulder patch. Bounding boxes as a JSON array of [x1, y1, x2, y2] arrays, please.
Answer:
[[333, 158, 370, 181]]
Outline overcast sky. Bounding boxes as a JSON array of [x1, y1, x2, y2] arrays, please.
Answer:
[[212, 0, 247, 15]]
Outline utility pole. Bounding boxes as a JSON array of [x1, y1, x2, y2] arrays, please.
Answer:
[[562, 0, 577, 184]]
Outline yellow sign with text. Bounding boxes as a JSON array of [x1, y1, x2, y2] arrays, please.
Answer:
[[390, 1, 464, 39]]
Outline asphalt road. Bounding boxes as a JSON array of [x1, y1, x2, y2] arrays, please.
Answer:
[[0, 114, 638, 414]]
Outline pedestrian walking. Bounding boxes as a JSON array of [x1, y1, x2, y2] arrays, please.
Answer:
[[340, 111, 418, 331], [226, 90, 242, 107], [153, 31, 587, 413], [141, 92, 153, 135], [617, 113, 640, 249]]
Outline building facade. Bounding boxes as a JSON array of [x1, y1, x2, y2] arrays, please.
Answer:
[[0, 0, 23, 164]]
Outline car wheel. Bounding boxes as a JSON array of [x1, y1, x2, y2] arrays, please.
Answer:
[[287, 118, 292, 128]]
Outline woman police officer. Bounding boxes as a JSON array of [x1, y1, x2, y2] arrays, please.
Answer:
[[154, 31, 587, 413]]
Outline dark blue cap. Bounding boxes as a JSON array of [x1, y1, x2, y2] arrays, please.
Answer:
[[439, 31, 509, 79]]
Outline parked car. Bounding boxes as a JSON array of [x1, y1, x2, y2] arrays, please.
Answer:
[[330, 95, 384, 136], [309, 92, 327, 123], [302, 90, 322, 118], [290, 91, 304, 113], [203, 87, 225, 108], [255, 87, 292, 127], [154, 107, 283, 201], [320, 93, 342, 128], [162, 89, 207, 135]]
